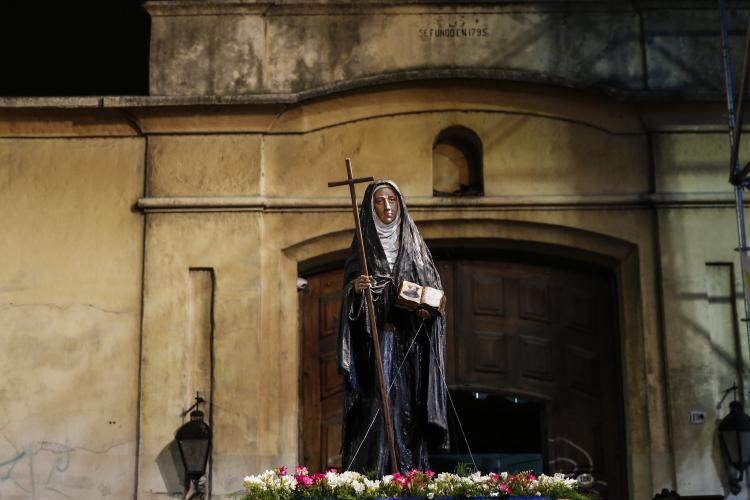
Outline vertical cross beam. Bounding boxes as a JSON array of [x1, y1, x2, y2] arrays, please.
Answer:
[[328, 158, 399, 473]]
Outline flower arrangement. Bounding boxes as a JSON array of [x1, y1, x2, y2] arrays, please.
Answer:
[[236, 467, 589, 500]]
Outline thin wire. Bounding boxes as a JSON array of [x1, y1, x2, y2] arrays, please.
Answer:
[[427, 332, 478, 472], [346, 407, 382, 471], [346, 320, 426, 471]]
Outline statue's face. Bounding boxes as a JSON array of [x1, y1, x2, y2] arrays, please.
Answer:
[[373, 186, 399, 224]]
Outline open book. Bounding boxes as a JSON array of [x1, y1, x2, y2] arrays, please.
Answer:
[[395, 280, 446, 316]]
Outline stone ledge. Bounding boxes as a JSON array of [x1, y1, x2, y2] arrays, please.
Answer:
[[144, 0, 746, 17], [0, 97, 105, 108], [136, 192, 741, 212]]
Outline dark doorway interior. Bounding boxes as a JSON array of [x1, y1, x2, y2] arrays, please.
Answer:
[[429, 390, 545, 474]]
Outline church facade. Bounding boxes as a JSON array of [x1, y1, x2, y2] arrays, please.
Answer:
[[1, 1, 749, 498]]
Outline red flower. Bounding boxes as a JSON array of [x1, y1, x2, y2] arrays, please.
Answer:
[[499, 483, 511, 494], [278, 467, 288, 476], [310, 473, 326, 483], [425, 470, 435, 478]]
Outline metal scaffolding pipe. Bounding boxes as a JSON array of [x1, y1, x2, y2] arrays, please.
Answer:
[[719, 0, 750, 389], [731, 13, 750, 184]]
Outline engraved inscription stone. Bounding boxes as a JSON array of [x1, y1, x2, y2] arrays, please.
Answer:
[[419, 16, 489, 39]]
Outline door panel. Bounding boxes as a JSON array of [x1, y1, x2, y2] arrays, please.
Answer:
[[301, 270, 344, 471], [455, 260, 624, 498]]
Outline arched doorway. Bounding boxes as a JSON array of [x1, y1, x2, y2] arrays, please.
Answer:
[[300, 249, 626, 499]]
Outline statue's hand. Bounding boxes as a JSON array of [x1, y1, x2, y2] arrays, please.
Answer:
[[354, 275, 373, 294]]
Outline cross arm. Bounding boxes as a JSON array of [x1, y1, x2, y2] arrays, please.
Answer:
[[327, 176, 375, 188]]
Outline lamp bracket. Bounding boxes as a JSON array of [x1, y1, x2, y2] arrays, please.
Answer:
[[717, 383, 740, 410], [181, 392, 208, 418]]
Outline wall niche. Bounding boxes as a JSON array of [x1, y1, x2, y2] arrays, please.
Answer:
[[432, 126, 484, 196]]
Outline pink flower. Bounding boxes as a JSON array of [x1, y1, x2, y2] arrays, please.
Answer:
[[278, 467, 287, 476], [295, 466, 308, 475], [499, 483, 511, 494], [392, 473, 409, 488], [425, 470, 435, 478], [527, 474, 536, 482], [489, 473, 500, 481], [311, 473, 326, 483], [326, 468, 338, 474], [295, 474, 314, 487]]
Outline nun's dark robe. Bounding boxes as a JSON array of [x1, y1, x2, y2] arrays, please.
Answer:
[[337, 181, 449, 476]]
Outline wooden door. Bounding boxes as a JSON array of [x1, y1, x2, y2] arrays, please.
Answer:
[[301, 270, 344, 471], [453, 259, 624, 498], [301, 257, 625, 498]]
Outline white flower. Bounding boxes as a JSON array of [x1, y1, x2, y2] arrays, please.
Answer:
[[427, 493, 434, 499], [364, 478, 381, 489], [280, 475, 297, 490]]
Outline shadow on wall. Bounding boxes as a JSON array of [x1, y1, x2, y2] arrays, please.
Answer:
[[156, 440, 185, 496]]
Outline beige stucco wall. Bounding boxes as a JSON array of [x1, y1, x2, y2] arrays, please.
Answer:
[[139, 212, 266, 497], [652, 131, 750, 497], [0, 137, 145, 499], [130, 83, 663, 499], [1, 81, 748, 499], [145, 1, 750, 98], [147, 3, 642, 96]]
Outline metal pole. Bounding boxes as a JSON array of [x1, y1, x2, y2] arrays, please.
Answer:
[[730, 14, 750, 184], [719, 0, 750, 382]]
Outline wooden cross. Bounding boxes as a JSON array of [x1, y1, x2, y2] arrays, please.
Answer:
[[328, 158, 399, 473]]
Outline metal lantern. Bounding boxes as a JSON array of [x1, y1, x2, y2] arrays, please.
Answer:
[[719, 400, 750, 494], [175, 402, 212, 487]]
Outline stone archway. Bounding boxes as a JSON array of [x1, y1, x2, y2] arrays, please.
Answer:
[[285, 219, 649, 498], [300, 250, 625, 498]]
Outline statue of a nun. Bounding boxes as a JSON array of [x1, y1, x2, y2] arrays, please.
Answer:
[[337, 180, 449, 475]]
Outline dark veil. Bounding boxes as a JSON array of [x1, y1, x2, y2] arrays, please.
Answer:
[[337, 180, 449, 473]]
